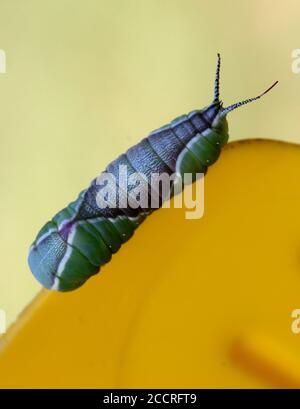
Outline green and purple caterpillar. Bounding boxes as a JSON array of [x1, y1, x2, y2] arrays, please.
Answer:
[[28, 55, 277, 291]]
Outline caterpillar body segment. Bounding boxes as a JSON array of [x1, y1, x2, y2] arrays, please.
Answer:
[[28, 54, 277, 291]]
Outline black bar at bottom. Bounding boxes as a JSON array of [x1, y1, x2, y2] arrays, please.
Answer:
[[0, 389, 299, 406]]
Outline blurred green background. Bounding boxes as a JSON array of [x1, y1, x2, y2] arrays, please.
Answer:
[[0, 0, 299, 326]]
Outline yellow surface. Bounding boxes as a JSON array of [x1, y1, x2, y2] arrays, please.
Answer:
[[1, 140, 300, 388], [0, 0, 300, 326]]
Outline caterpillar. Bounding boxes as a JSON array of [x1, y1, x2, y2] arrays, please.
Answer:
[[28, 54, 277, 291]]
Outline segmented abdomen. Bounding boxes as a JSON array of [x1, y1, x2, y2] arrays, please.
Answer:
[[28, 104, 223, 291]]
